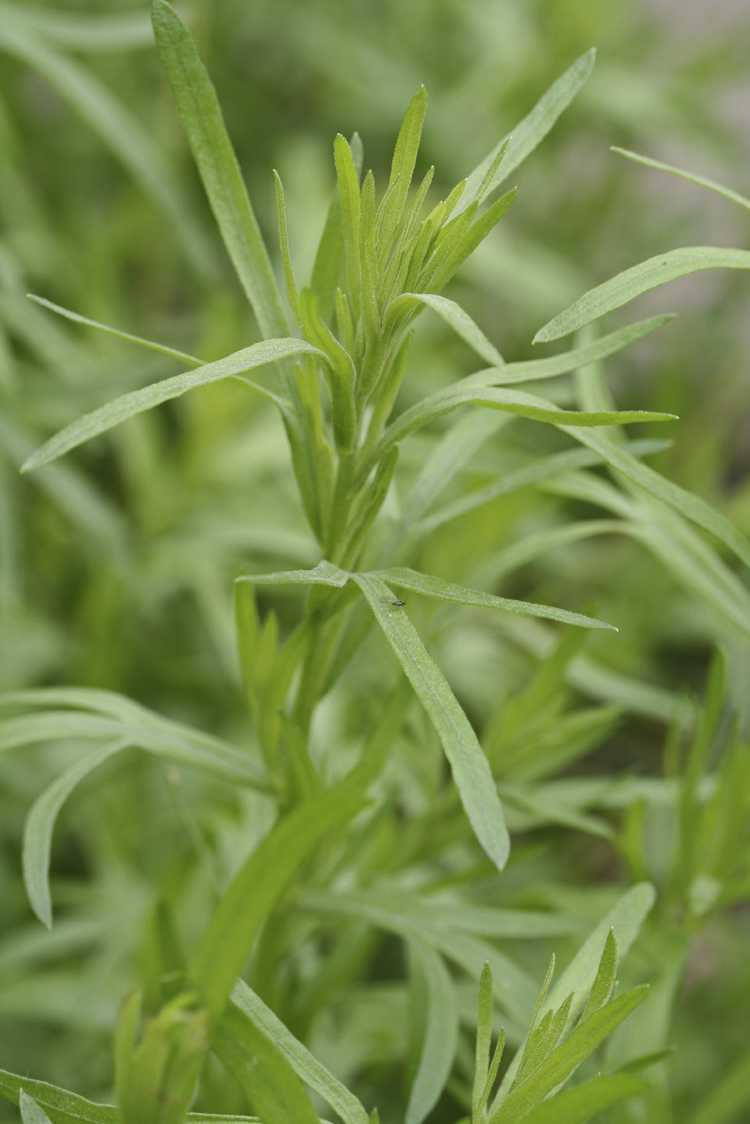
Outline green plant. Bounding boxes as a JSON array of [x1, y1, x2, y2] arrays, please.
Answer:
[[2, 3, 750, 1123]]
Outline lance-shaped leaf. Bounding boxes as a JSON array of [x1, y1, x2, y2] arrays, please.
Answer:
[[371, 566, 614, 631], [458, 48, 596, 213], [23, 738, 129, 928], [464, 314, 673, 388], [151, 0, 287, 335], [535, 247, 750, 342], [352, 572, 510, 870], [378, 383, 675, 457], [230, 981, 369, 1124], [191, 782, 365, 1021], [21, 338, 321, 472]]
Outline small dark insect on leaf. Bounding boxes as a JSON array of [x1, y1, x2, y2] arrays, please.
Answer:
[[391, 598, 406, 608]]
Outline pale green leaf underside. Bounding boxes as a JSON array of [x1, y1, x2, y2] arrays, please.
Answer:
[[22, 338, 321, 472], [536, 247, 750, 342], [19, 1091, 54, 1124], [23, 739, 128, 928]]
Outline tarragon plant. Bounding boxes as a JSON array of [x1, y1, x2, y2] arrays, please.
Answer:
[[3, 2, 750, 1123]]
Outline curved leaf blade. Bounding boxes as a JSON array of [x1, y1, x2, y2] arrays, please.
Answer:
[[535, 247, 750, 342], [352, 572, 510, 870], [191, 783, 365, 1021], [23, 739, 129, 928], [389, 292, 503, 366], [231, 981, 369, 1124], [22, 338, 320, 472]]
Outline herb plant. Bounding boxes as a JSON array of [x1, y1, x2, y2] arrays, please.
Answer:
[[2, 3, 750, 1123]]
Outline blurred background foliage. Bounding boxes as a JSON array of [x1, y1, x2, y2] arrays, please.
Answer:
[[1, 1, 749, 1121]]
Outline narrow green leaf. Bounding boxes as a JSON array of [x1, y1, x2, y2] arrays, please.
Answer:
[[535, 247, 750, 342], [23, 739, 128, 928], [497, 884, 655, 1098], [0, 695, 268, 788], [231, 980, 369, 1124], [612, 146, 750, 212], [333, 134, 362, 308], [380, 86, 428, 248], [387, 292, 503, 366], [516, 1072, 647, 1124], [273, 171, 302, 322], [473, 963, 495, 1114], [380, 383, 675, 456], [465, 314, 673, 389], [561, 427, 750, 569], [151, 0, 287, 333], [458, 49, 596, 213], [27, 294, 203, 367], [22, 338, 320, 472], [352, 572, 510, 870], [372, 566, 615, 632], [405, 941, 458, 1124], [0, 1069, 258, 1124], [581, 931, 618, 1020], [490, 987, 650, 1123], [191, 783, 365, 1020], [236, 559, 350, 593], [309, 131, 363, 319], [216, 1006, 320, 1124]]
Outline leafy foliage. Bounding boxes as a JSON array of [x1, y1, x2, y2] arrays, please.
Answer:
[[1, 1, 749, 1123]]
